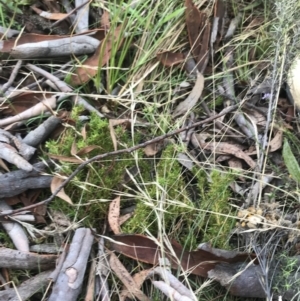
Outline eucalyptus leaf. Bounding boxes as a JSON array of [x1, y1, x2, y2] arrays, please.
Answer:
[[283, 138, 300, 183]]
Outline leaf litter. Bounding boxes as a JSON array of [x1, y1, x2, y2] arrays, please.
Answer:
[[0, 0, 300, 300]]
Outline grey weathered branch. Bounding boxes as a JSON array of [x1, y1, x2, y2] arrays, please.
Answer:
[[48, 228, 94, 301], [11, 36, 100, 59], [0, 161, 53, 198], [0, 247, 57, 270], [0, 270, 53, 301]]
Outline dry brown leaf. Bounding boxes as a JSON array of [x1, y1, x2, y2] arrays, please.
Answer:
[[120, 269, 153, 301], [185, 0, 210, 72], [110, 234, 256, 278], [203, 141, 256, 168], [173, 71, 204, 117], [118, 212, 134, 226], [156, 51, 185, 67], [214, 0, 226, 18], [1, 92, 53, 116], [31, 6, 68, 20], [185, 0, 202, 61], [48, 154, 83, 163], [245, 108, 266, 126], [76, 145, 102, 156], [109, 119, 130, 151], [0, 96, 57, 127], [51, 176, 73, 204], [108, 196, 121, 234], [196, 22, 210, 72], [194, 133, 256, 168], [246, 130, 283, 155], [70, 142, 101, 157], [71, 141, 77, 157], [227, 158, 243, 170], [143, 141, 165, 156], [109, 252, 151, 301], [101, 10, 110, 30], [269, 130, 283, 152], [70, 25, 124, 86], [81, 123, 87, 141]]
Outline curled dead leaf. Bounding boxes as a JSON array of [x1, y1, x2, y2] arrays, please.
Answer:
[[157, 51, 185, 67], [51, 176, 73, 204], [173, 71, 204, 117], [109, 252, 151, 301], [108, 196, 121, 234]]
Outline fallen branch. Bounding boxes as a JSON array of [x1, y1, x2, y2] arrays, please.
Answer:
[[0, 270, 53, 301], [0, 247, 57, 270], [48, 228, 94, 301]]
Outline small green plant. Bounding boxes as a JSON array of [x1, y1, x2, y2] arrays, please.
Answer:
[[45, 107, 150, 228], [272, 252, 300, 294], [122, 144, 237, 250]]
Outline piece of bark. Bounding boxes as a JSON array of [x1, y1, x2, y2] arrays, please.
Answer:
[[11, 36, 100, 59], [0, 161, 53, 198], [74, 0, 90, 33], [95, 237, 110, 301], [0, 247, 57, 270], [0, 175, 52, 198], [0, 129, 36, 171], [23, 115, 62, 147], [0, 200, 29, 252], [0, 26, 20, 38], [0, 270, 53, 301], [48, 228, 94, 301], [30, 243, 64, 254]]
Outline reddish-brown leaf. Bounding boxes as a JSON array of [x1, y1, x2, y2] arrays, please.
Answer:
[[156, 51, 185, 67], [70, 25, 124, 86], [185, 0, 211, 73], [1, 92, 54, 116], [197, 22, 210, 72], [109, 234, 255, 277], [101, 10, 110, 30], [214, 0, 226, 18], [185, 0, 202, 61]]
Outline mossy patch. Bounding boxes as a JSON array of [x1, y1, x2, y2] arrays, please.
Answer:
[[195, 169, 236, 249], [45, 107, 150, 229], [45, 107, 236, 248], [122, 144, 237, 250]]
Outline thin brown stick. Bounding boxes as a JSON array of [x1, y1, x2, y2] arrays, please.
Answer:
[[0, 103, 240, 217]]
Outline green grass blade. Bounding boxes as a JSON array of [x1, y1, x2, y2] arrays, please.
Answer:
[[283, 138, 300, 183]]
